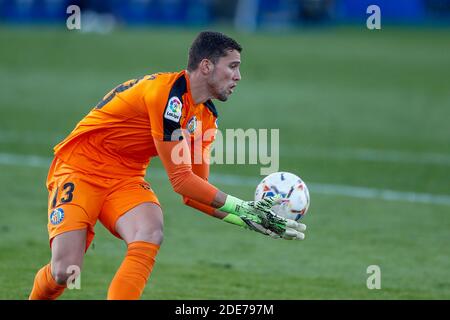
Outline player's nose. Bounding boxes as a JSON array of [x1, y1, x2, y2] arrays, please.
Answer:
[[233, 69, 241, 82]]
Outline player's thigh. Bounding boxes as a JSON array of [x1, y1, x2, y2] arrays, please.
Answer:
[[51, 229, 86, 284], [115, 202, 164, 244], [47, 168, 106, 252], [99, 178, 163, 244]]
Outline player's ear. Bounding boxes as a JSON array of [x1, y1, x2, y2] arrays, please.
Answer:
[[199, 59, 214, 75]]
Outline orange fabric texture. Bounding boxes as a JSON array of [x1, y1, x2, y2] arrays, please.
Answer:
[[51, 70, 219, 215], [154, 139, 218, 205], [29, 264, 65, 300], [107, 241, 160, 300], [182, 144, 217, 215], [47, 157, 160, 249], [53, 71, 218, 179], [183, 196, 216, 216]]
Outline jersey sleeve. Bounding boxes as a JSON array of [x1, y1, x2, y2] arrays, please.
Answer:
[[154, 139, 219, 205], [182, 144, 217, 216], [181, 100, 219, 216]]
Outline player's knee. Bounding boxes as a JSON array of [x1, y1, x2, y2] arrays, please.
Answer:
[[51, 263, 78, 285], [135, 226, 164, 245], [53, 271, 69, 285]]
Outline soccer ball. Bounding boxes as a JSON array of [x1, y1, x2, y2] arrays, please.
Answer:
[[254, 171, 310, 221]]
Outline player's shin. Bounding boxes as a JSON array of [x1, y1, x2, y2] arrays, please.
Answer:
[[107, 241, 160, 300], [29, 264, 66, 300]]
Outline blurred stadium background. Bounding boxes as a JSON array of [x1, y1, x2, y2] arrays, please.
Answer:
[[0, 0, 449, 299], [1, 0, 450, 29]]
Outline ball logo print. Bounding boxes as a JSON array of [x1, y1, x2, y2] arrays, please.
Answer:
[[49, 208, 64, 225], [261, 185, 277, 198], [255, 172, 310, 222]]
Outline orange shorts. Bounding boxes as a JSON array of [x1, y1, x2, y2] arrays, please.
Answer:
[[46, 157, 160, 251]]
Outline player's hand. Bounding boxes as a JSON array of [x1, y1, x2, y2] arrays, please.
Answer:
[[239, 215, 281, 238], [220, 195, 306, 240], [221, 211, 280, 238], [280, 219, 307, 240], [248, 196, 307, 240]]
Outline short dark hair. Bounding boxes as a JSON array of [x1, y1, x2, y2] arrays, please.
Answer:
[[187, 31, 242, 72]]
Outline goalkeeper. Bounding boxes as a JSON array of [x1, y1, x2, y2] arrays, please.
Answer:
[[29, 31, 306, 300]]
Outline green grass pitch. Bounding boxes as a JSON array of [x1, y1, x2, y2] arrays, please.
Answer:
[[0, 26, 449, 299]]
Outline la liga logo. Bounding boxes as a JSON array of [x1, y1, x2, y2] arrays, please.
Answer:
[[165, 96, 183, 122], [169, 97, 182, 113]]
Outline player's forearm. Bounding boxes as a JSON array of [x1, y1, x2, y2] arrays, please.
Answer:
[[211, 193, 258, 227], [210, 190, 227, 208], [183, 196, 218, 217], [155, 139, 246, 214], [172, 174, 252, 220], [170, 169, 218, 201], [183, 195, 246, 227], [215, 209, 246, 228]]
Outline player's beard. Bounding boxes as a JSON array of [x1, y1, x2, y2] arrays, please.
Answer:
[[216, 90, 229, 102], [209, 82, 229, 101], [208, 73, 229, 102]]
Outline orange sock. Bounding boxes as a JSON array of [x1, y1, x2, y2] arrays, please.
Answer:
[[29, 264, 66, 300], [107, 241, 160, 300]]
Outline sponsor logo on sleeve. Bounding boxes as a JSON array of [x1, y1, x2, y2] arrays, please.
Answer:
[[164, 96, 183, 122]]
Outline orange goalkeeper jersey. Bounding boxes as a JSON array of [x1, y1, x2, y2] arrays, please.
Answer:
[[53, 70, 218, 179]]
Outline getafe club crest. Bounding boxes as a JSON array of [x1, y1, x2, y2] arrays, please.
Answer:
[[187, 116, 197, 133], [164, 96, 183, 122], [50, 208, 65, 225]]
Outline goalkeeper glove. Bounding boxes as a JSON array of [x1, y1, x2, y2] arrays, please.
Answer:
[[222, 213, 280, 238], [219, 195, 306, 240]]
